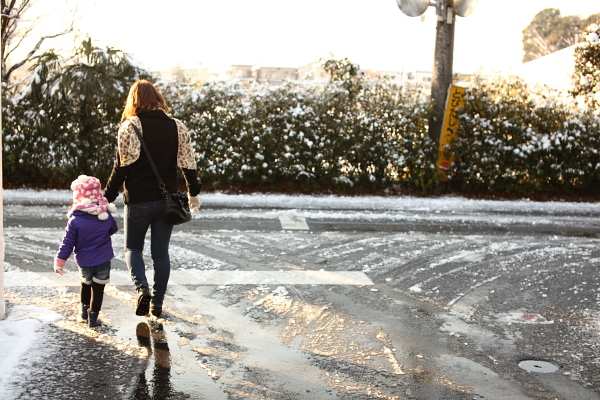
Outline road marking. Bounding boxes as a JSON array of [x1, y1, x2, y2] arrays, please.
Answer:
[[279, 215, 309, 230], [169, 270, 372, 285], [14, 270, 373, 287]]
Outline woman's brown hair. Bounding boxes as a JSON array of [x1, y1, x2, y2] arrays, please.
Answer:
[[121, 79, 170, 122]]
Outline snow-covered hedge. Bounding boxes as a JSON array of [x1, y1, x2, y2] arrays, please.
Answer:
[[2, 39, 145, 188], [452, 74, 600, 197], [161, 74, 436, 194], [162, 71, 600, 198], [3, 50, 600, 198]]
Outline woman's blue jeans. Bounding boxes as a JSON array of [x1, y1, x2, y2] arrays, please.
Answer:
[[124, 200, 173, 308]]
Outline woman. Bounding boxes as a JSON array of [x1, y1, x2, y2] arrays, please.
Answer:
[[104, 79, 202, 319]]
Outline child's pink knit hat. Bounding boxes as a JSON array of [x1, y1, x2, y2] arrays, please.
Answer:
[[69, 175, 116, 220]]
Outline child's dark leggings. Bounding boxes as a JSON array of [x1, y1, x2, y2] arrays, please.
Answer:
[[81, 281, 105, 313]]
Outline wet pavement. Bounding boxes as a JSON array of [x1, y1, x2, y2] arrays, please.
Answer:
[[2, 195, 600, 399]]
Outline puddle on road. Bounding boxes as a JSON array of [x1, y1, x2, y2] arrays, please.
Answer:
[[112, 317, 225, 400], [502, 313, 553, 324]]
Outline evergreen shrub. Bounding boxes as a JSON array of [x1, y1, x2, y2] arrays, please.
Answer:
[[3, 51, 600, 199], [452, 74, 600, 197], [160, 60, 436, 195], [2, 38, 147, 188]]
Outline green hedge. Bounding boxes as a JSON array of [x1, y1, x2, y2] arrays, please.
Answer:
[[3, 52, 600, 199], [2, 39, 146, 188], [164, 76, 436, 194], [451, 75, 600, 197]]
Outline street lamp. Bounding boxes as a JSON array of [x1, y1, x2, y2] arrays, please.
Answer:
[[396, 0, 478, 145]]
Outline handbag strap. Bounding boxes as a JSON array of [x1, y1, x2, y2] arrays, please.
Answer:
[[130, 123, 167, 193]]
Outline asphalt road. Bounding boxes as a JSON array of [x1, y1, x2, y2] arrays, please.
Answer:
[[2, 197, 600, 400]]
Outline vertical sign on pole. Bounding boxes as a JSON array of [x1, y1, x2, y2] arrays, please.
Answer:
[[396, 0, 477, 192], [429, 0, 455, 145], [436, 84, 465, 182]]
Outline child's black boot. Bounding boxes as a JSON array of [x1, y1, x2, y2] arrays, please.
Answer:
[[88, 310, 102, 328], [80, 304, 89, 322]]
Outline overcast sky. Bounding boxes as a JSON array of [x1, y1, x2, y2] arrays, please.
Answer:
[[28, 0, 600, 74]]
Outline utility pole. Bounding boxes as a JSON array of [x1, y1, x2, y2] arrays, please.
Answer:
[[396, 0, 478, 144], [429, 0, 455, 144]]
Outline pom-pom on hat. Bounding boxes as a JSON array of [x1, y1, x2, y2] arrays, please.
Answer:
[[69, 175, 117, 220]]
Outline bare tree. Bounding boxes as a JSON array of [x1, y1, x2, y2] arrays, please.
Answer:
[[1, 0, 75, 86]]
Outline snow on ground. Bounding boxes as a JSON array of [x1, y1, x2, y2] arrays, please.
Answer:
[[0, 304, 63, 398], [1, 189, 599, 395], [4, 188, 600, 214], [0, 264, 67, 399]]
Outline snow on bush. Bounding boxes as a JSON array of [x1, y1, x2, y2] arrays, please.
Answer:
[[572, 23, 600, 111], [164, 60, 436, 194], [3, 53, 600, 197], [452, 73, 600, 196]]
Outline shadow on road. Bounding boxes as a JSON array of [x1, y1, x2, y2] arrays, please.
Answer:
[[133, 321, 177, 400]]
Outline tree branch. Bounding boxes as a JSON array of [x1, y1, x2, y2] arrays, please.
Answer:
[[3, 29, 70, 82]]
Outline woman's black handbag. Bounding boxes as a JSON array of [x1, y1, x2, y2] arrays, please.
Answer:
[[131, 124, 192, 225], [163, 191, 192, 225]]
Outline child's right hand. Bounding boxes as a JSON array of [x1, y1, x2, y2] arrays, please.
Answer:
[[54, 258, 68, 276]]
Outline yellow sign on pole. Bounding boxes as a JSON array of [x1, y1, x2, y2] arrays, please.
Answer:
[[436, 85, 465, 182]]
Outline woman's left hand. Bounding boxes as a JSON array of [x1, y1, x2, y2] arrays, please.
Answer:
[[189, 194, 201, 213]]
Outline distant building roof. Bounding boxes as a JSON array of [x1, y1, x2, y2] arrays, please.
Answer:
[[502, 45, 576, 89]]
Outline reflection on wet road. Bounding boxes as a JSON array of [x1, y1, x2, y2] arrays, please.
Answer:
[[133, 322, 176, 400]]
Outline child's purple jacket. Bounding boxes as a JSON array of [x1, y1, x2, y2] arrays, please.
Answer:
[[56, 210, 118, 267]]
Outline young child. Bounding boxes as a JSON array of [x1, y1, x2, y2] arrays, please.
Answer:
[[54, 175, 118, 328]]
